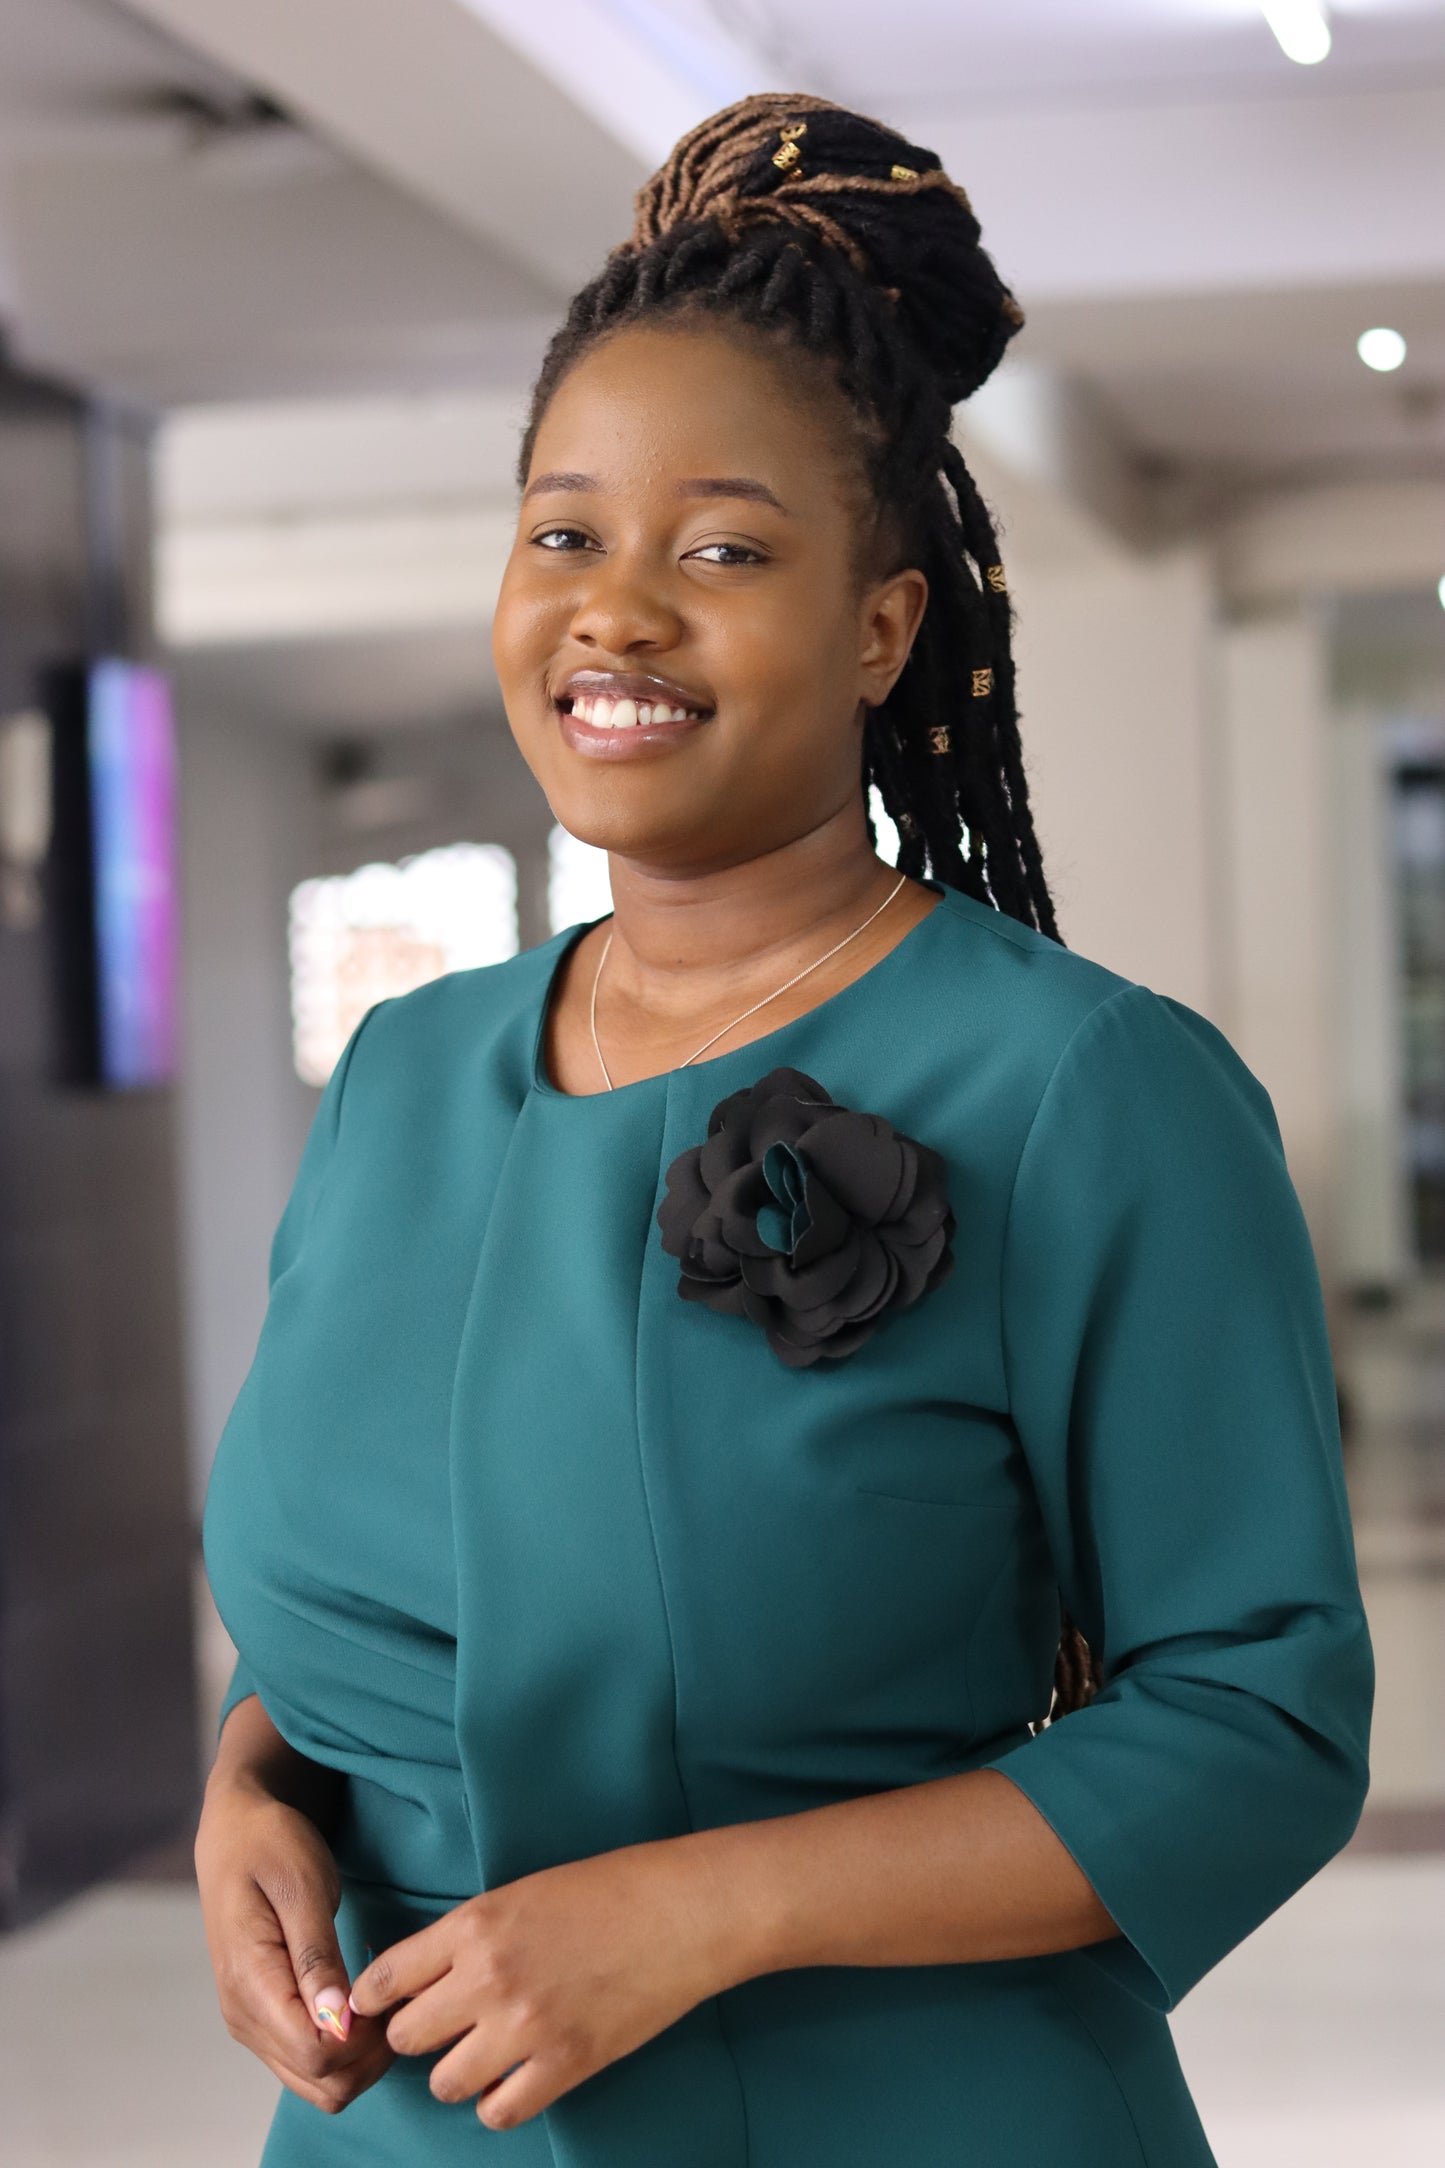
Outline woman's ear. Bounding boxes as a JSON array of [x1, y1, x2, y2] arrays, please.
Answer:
[[858, 568, 928, 708]]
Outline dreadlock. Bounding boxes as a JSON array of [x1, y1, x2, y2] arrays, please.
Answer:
[[520, 93, 1098, 1722]]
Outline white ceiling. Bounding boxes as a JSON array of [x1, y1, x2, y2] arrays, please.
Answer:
[[0, 0, 557, 401], [0, 0, 1442, 497], [649, 0, 1445, 110]]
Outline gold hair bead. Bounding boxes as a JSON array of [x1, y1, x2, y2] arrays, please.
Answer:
[[985, 565, 1008, 594], [972, 668, 994, 698], [929, 725, 951, 756], [890, 164, 918, 182], [773, 121, 806, 169]]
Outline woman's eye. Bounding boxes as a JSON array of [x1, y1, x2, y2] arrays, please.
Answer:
[[531, 527, 596, 552], [688, 540, 765, 566]]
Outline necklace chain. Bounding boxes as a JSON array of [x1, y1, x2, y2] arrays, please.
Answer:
[[588, 871, 908, 1092]]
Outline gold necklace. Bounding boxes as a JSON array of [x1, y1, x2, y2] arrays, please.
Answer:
[[589, 871, 908, 1092]]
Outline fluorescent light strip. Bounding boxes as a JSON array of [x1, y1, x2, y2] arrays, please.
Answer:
[[1261, 2, 1332, 66]]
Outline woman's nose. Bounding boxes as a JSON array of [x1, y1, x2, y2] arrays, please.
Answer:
[[568, 553, 681, 655]]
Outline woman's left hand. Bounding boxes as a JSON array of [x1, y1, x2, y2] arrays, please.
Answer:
[[346, 1833, 742, 2129]]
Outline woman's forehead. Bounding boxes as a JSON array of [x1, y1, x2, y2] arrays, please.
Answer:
[[529, 322, 847, 498]]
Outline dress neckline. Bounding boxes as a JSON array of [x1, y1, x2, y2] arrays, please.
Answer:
[[530, 879, 949, 1102]]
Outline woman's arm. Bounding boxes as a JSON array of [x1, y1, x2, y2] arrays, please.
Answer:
[[346, 1768, 1112, 2132], [207, 1690, 344, 1837], [683, 1765, 1115, 1976]]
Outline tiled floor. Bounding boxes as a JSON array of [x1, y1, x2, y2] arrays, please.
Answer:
[[4, 1284, 1444, 2165]]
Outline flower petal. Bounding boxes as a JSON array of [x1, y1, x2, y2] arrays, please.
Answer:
[[698, 1092, 756, 1190], [797, 1111, 906, 1225]]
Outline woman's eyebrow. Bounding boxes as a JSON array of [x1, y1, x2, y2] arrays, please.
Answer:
[[678, 476, 789, 512], [522, 470, 597, 501], [521, 471, 790, 512]]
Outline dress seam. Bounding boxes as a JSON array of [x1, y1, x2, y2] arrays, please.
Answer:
[[629, 1075, 754, 2167], [1041, 1971, 1154, 2168]]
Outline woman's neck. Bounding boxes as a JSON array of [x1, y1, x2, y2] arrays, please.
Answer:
[[600, 810, 906, 1013]]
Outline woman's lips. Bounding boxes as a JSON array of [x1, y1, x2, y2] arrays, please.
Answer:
[[553, 686, 714, 759]]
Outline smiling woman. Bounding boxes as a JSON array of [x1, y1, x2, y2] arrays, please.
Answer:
[[196, 91, 1372, 2168]]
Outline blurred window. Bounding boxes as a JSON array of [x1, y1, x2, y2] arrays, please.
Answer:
[[547, 791, 899, 937], [548, 824, 612, 933], [289, 842, 517, 1085]]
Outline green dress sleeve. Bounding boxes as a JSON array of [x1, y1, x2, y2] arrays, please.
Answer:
[[989, 982, 1373, 2011], [210, 1002, 384, 1746]]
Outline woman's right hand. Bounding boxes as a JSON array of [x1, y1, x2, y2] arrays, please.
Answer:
[[195, 1697, 395, 2114]]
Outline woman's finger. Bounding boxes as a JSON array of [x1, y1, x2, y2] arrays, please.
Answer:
[[241, 1923, 362, 2068], [380, 1968, 470, 2057], [475, 2055, 560, 2132], [254, 1853, 354, 2041], [427, 2027, 531, 2111], [223, 1876, 386, 2089], [349, 1916, 454, 2016]]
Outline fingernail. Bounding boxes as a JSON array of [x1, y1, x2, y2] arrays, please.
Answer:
[[313, 1988, 351, 2042]]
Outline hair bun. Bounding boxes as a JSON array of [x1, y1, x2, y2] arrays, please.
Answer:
[[628, 93, 1023, 404]]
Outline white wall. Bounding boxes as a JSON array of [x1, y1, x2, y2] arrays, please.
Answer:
[[1331, 709, 1410, 1292], [1009, 541, 1221, 1018], [1217, 610, 1338, 1269]]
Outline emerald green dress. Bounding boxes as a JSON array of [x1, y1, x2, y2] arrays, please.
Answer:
[[203, 880, 1373, 2167]]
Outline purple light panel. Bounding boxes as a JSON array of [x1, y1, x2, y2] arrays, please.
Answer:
[[87, 660, 179, 1087]]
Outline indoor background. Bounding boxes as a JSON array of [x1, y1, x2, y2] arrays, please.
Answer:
[[0, 2, 1442, 2161]]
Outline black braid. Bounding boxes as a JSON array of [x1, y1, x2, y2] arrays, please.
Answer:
[[519, 96, 1092, 1717]]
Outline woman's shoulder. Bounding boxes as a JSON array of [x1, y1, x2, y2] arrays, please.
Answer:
[[336, 924, 586, 1095], [922, 884, 1278, 1144]]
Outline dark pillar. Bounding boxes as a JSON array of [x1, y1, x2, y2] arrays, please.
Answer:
[[0, 358, 196, 1928]]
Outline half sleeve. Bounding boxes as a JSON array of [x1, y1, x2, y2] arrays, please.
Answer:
[[988, 982, 1373, 2011], [207, 1002, 383, 1746]]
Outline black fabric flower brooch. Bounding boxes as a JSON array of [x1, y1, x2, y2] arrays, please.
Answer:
[[656, 1065, 955, 1368]]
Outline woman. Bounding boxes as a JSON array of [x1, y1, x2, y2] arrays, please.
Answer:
[[197, 94, 1373, 2166]]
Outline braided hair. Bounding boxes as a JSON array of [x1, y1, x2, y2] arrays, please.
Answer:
[[521, 94, 1096, 1720]]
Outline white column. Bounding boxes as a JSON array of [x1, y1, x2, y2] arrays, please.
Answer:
[[1331, 708, 1411, 1291], [1009, 542, 1220, 1019], [1217, 609, 1337, 1274]]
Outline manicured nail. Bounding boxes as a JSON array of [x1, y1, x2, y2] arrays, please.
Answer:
[[313, 1988, 351, 2042]]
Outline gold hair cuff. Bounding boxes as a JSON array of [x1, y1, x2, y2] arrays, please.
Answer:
[[929, 725, 951, 755], [773, 122, 807, 170], [985, 565, 1007, 594], [890, 164, 918, 182], [972, 669, 994, 698]]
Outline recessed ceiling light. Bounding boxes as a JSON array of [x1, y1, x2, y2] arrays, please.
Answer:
[[1358, 327, 1407, 372], [1261, 2, 1332, 66]]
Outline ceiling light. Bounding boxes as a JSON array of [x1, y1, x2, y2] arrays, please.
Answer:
[[1357, 327, 1407, 373], [1261, 3, 1332, 65], [1438, 575, 1445, 614]]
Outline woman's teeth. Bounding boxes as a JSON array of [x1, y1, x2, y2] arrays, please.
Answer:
[[567, 692, 703, 729]]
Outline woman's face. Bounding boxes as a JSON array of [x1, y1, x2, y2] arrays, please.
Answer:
[[492, 321, 925, 872]]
